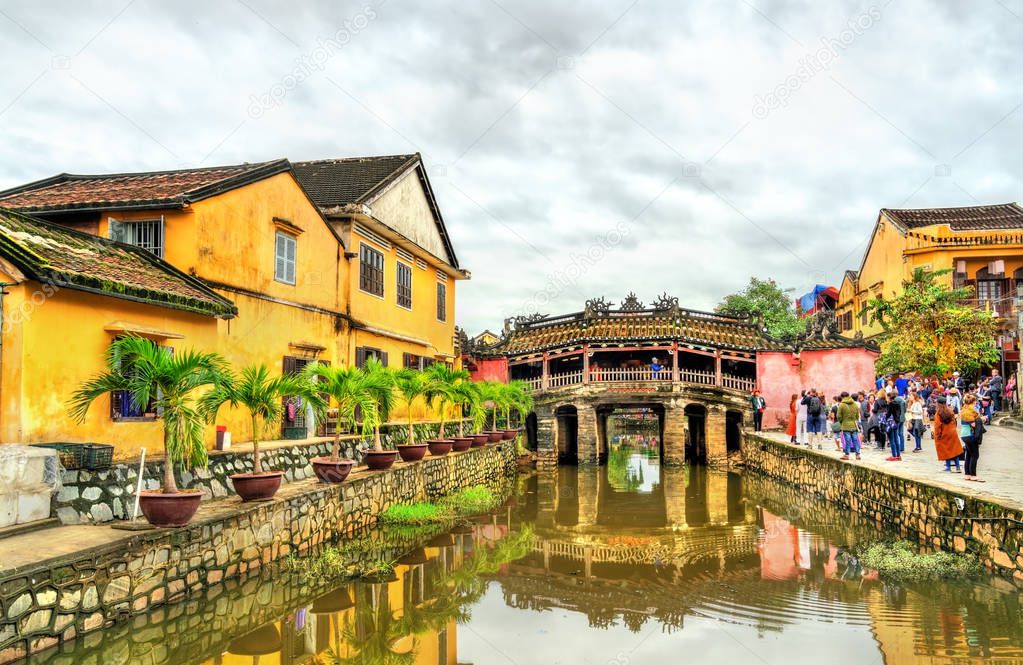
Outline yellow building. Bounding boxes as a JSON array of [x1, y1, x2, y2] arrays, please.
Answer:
[[0, 155, 467, 458], [836, 203, 1023, 369]]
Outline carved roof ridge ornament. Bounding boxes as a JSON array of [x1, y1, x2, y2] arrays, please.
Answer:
[[584, 296, 611, 318], [514, 312, 546, 330], [620, 292, 644, 312], [652, 292, 680, 318]]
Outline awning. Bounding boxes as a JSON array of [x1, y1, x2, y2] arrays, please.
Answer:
[[104, 321, 185, 339]]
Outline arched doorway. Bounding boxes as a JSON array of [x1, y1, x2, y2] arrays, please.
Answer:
[[555, 405, 578, 464], [525, 413, 538, 451], [684, 404, 707, 463], [725, 410, 743, 454]]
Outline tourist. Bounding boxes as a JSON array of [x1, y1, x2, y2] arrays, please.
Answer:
[[933, 397, 964, 473], [796, 390, 809, 446], [960, 394, 985, 482], [872, 390, 889, 451], [590, 360, 602, 382], [830, 395, 843, 450], [989, 369, 1004, 413], [907, 392, 925, 452], [881, 389, 903, 461], [892, 389, 907, 455], [947, 387, 962, 415], [837, 392, 861, 460], [895, 372, 909, 397], [977, 380, 992, 422], [650, 357, 663, 380], [952, 371, 965, 391], [749, 390, 766, 432], [787, 394, 798, 443], [803, 389, 825, 449], [1006, 373, 1017, 411], [857, 391, 870, 444]]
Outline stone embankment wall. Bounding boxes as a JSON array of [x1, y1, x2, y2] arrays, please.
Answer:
[[742, 433, 1023, 583], [0, 443, 515, 664], [55, 421, 468, 525]]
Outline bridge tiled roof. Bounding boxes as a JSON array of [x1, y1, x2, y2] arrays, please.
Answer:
[[495, 309, 788, 356]]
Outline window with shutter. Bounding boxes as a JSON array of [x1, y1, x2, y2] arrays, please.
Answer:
[[275, 231, 297, 285], [359, 244, 385, 296], [396, 262, 412, 309], [436, 282, 446, 321]]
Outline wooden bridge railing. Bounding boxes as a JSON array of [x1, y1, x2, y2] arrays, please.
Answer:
[[522, 370, 756, 393]]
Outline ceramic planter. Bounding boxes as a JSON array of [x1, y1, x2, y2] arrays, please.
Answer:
[[451, 437, 474, 452], [229, 471, 283, 501], [310, 587, 354, 614], [311, 458, 354, 483], [427, 439, 453, 456], [363, 450, 398, 471], [486, 431, 503, 442], [470, 434, 490, 447], [502, 429, 518, 440], [138, 490, 202, 527], [397, 443, 429, 462]]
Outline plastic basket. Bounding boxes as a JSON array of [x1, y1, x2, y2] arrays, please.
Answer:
[[30, 442, 85, 470], [82, 444, 114, 471]]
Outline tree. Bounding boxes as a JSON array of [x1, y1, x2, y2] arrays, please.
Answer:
[[716, 276, 806, 338], [361, 358, 396, 451], [200, 364, 325, 474], [392, 368, 428, 445], [302, 364, 382, 458], [423, 364, 470, 438], [868, 267, 1000, 376], [70, 336, 228, 494], [448, 380, 484, 437]]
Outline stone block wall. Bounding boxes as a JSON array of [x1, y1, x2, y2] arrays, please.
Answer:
[[55, 420, 469, 525], [742, 432, 1023, 584], [0, 443, 515, 663]]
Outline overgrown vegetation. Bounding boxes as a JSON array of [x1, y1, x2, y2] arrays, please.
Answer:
[[716, 276, 806, 338], [285, 542, 395, 583], [379, 485, 502, 525], [858, 540, 984, 582]]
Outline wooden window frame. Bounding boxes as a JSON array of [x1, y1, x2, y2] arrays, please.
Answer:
[[436, 281, 447, 322], [396, 261, 413, 309], [359, 243, 385, 298]]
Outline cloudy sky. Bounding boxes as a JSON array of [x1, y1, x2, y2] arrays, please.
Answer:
[[1, 0, 1021, 333]]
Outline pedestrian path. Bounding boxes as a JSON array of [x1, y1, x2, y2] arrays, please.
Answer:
[[760, 423, 1023, 511]]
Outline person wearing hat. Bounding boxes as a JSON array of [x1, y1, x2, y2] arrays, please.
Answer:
[[749, 389, 767, 432]]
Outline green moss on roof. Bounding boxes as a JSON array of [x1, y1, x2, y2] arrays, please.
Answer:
[[0, 208, 236, 318]]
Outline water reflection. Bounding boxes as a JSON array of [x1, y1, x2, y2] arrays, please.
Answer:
[[30, 464, 1023, 665]]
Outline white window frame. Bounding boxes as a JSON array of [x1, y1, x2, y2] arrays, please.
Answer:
[[108, 216, 165, 258], [274, 231, 297, 285]]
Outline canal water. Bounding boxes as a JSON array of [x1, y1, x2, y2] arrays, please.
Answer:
[[30, 437, 1023, 665]]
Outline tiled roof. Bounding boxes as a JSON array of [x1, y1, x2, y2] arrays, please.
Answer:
[[0, 160, 290, 213], [495, 309, 788, 356], [0, 209, 236, 318], [292, 154, 419, 206], [843, 270, 858, 283], [882, 203, 1023, 231]]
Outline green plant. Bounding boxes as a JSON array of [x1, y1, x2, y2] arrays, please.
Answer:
[[380, 503, 449, 525], [858, 540, 984, 582], [716, 276, 806, 338], [868, 267, 1000, 376], [301, 364, 381, 458], [448, 379, 484, 437], [424, 364, 469, 437], [362, 358, 397, 451], [392, 369, 428, 446], [479, 380, 507, 430], [69, 336, 228, 493], [379, 486, 501, 525], [200, 363, 326, 474]]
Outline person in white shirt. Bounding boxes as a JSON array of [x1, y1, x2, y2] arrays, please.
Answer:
[[796, 390, 809, 445]]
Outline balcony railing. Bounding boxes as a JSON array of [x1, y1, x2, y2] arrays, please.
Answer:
[[522, 370, 756, 393]]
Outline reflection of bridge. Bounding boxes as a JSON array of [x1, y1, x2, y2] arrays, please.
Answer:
[[471, 296, 778, 468]]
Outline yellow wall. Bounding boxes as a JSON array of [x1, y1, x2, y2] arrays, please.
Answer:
[[839, 211, 1023, 338]]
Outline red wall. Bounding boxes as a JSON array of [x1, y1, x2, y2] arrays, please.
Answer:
[[757, 348, 878, 430], [467, 357, 509, 383]]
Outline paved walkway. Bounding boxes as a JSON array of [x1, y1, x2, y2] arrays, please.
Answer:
[[760, 423, 1023, 511]]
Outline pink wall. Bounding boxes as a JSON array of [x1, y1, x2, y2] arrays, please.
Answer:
[[467, 357, 509, 383], [757, 348, 878, 430]]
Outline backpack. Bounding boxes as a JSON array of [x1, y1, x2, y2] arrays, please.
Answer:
[[808, 396, 822, 416]]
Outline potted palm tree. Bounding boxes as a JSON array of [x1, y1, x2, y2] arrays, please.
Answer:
[[360, 358, 401, 468], [501, 380, 532, 440], [447, 380, 481, 452], [69, 336, 228, 527], [392, 368, 429, 462], [200, 364, 325, 501], [302, 363, 382, 478], [423, 364, 468, 456], [480, 381, 506, 442]]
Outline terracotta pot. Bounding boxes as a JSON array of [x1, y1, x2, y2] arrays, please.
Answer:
[[229, 471, 283, 501], [427, 439, 453, 456], [138, 490, 202, 528], [451, 437, 474, 452], [397, 443, 428, 462], [470, 434, 490, 447], [503, 429, 518, 440], [398, 547, 429, 565], [486, 431, 503, 442], [363, 450, 398, 471], [310, 587, 354, 614], [311, 457, 354, 484], [227, 623, 283, 656]]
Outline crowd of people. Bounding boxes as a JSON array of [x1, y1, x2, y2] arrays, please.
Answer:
[[779, 370, 1014, 483]]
